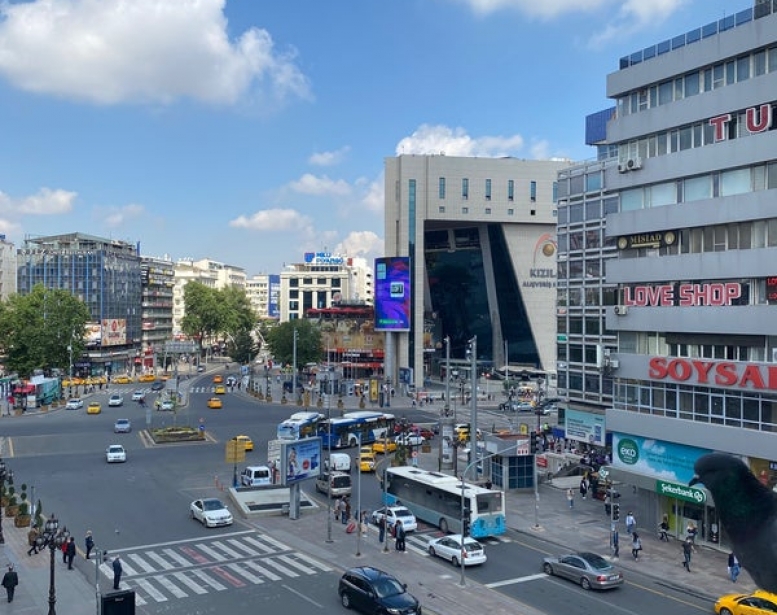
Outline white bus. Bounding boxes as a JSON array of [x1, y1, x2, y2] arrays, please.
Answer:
[[383, 466, 506, 539], [319, 411, 395, 449], [276, 411, 325, 440]]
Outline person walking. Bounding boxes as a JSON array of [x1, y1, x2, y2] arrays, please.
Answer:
[[631, 532, 642, 560], [378, 515, 386, 543], [27, 526, 41, 555], [333, 497, 342, 522], [658, 515, 669, 542], [61, 536, 69, 563], [686, 521, 698, 549], [625, 511, 636, 535], [612, 530, 620, 559], [85, 530, 95, 560], [1, 564, 18, 602], [567, 488, 574, 509], [395, 520, 406, 552], [360, 510, 369, 536], [579, 477, 588, 500], [66, 536, 77, 569], [682, 538, 693, 572], [112, 556, 123, 590], [343, 498, 351, 525], [728, 552, 741, 582]]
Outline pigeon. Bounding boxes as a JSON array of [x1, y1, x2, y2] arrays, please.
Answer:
[[690, 453, 777, 593]]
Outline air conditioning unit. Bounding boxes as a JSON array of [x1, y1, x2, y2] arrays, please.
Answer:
[[609, 358, 620, 369], [614, 305, 629, 316], [626, 157, 643, 171], [617, 162, 629, 173]]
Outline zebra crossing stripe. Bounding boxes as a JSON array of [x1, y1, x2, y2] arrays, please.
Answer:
[[135, 578, 168, 602], [255, 534, 291, 552], [157, 576, 188, 599], [196, 543, 228, 562], [163, 548, 190, 567], [117, 560, 139, 576], [275, 555, 316, 575], [263, 556, 299, 578], [209, 541, 242, 559], [243, 560, 282, 582], [225, 562, 265, 585], [145, 551, 174, 571], [292, 551, 332, 572], [190, 568, 227, 591], [172, 571, 208, 595], [243, 536, 276, 554], [126, 553, 156, 574], [226, 538, 261, 557]]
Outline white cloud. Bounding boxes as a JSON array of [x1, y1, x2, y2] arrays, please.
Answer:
[[452, 0, 610, 19], [335, 231, 383, 259], [588, 0, 689, 47], [308, 147, 350, 167], [0, 0, 311, 106], [396, 124, 524, 158], [229, 208, 313, 232], [0, 187, 76, 215], [288, 174, 352, 197], [360, 177, 384, 214], [100, 203, 145, 228]]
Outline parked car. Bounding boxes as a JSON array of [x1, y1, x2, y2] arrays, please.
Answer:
[[338, 566, 422, 615], [189, 498, 233, 527], [87, 402, 101, 415], [240, 465, 272, 487], [427, 534, 487, 567], [114, 418, 132, 433], [65, 398, 83, 410], [113, 375, 132, 384], [138, 374, 156, 382], [108, 394, 124, 407], [315, 471, 352, 497], [370, 506, 417, 532], [131, 390, 145, 401], [542, 551, 623, 590], [105, 444, 127, 463], [715, 590, 777, 615]]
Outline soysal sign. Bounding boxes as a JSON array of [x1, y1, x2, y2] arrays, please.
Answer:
[[623, 282, 740, 307], [649, 357, 777, 391]]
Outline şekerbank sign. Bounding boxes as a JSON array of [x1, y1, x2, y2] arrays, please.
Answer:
[[656, 480, 706, 504]]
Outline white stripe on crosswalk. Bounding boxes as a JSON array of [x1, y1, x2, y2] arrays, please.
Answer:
[[264, 556, 299, 577], [157, 576, 188, 599], [145, 551, 174, 571], [126, 553, 156, 574], [275, 555, 315, 575], [226, 562, 265, 585], [209, 541, 243, 559], [135, 578, 168, 602], [172, 571, 208, 595], [118, 560, 139, 576], [292, 551, 332, 572], [243, 536, 276, 554], [196, 543, 228, 562], [162, 548, 190, 567], [256, 534, 291, 552], [190, 568, 227, 591], [226, 538, 261, 557], [243, 560, 282, 582]]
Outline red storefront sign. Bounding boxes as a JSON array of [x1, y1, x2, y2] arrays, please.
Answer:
[[710, 103, 773, 141], [623, 282, 741, 307], [648, 357, 777, 391]]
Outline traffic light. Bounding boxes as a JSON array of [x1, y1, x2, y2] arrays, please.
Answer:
[[462, 514, 471, 537], [529, 431, 538, 454], [612, 503, 620, 521]]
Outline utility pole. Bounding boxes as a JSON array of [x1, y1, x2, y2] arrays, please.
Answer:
[[292, 328, 298, 401], [468, 336, 477, 476]]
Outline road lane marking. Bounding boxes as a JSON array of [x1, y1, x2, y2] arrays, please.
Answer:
[[276, 554, 316, 575], [135, 577, 168, 602], [226, 562, 265, 585], [264, 556, 299, 577], [172, 571, 207, 594], [486, 573, 548, 588], [108, 529, 256, 553], [293, 551, 332, 571], [244, 560, 282, 581]]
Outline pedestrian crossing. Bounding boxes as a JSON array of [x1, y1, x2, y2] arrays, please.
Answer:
[[101, 530, 332, 605], [88, 385, 239, 397]]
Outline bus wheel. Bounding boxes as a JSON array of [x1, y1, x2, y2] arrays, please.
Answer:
[[439, 518, 449, 534], [349, 438, 358, 448]]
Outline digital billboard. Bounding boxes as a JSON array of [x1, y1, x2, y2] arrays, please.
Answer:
[[101, 318, 127, 347], [280, 437, 322, 486], [374, 256, 411, 331]]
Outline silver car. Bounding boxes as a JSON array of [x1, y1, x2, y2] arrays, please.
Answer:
[[542, 551, 623, 590], [190, 498, 233, 528], [428, 534, 487, 567], [114, 418, 132, 433]]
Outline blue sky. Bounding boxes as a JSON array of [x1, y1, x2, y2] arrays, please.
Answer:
[[0, 0, 734, 274]]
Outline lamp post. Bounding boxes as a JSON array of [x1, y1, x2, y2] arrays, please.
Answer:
[[443, 336, 450, 417], [39, 514, 69, 615], [0, 458, 11, 545], [355, 432, 362, 557], [326, 371, 333, 543]]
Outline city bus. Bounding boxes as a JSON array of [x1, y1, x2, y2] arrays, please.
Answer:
[[383, 466, 506, 539], [318, 411, 395, 449], [276, 411, 325, 440]]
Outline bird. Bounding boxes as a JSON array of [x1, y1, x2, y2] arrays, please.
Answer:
[[690, 453, 777, 593]]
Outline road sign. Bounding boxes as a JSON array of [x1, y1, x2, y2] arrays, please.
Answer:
[[225, 439, 246, 464]]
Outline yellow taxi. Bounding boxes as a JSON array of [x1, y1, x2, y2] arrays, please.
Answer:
[[207, 397, 222, 409], [715, 590, 777, 615], [113, 375, 132, 385], [233, 435, 254, 452], [214, 384, 226, 395], [213, 374, 224, 384], [87, 402, 101, 415], [372, 439, 397, 454], [138, 374, 156, 383], [160, 373, 171, 381], [360, 451, 376, 472]]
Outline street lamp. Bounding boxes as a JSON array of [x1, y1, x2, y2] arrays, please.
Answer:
[[39, 514, 70, 615], [326, 371, 333, 543], [443, 336, 450, 417], [0, 458, 11, 544]]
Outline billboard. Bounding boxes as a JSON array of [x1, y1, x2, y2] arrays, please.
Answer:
[[268, 274, 280, 319], [102, 319, 127, 346], [84, 322, 102, 347], [374, 256, 411, 331], [280, 437, 322, 486], [611, 433, 712, 484]]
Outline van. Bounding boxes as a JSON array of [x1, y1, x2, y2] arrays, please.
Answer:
[[324, 452, 351, 473], [315, 471, 352, 497], [240, 465, 272, 487]]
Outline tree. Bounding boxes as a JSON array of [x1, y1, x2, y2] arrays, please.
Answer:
[[265, 320, 322, 370], [228, 328, 258, 365], [220, 287, 255, 336], [0, 285, 91, 377], [180, 282, 223, 353]]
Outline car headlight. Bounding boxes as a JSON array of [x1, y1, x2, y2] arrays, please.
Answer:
[[386, 608, 402, 615]]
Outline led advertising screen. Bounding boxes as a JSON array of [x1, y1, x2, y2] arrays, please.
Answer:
[[374, 257, 411, 331], [280, 437, 322, 486]]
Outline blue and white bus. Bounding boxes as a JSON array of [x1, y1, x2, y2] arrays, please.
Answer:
[[318, 411, 395, 449], [383, 466, 506, 539], [276, 411, 325, 440]]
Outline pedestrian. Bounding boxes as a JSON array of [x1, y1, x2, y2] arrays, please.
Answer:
[[579, 477, 588, 500], [66, 536, 76, 569], [112, 556, 123, 590], [567, 488, 574, 509], [395, 520, 406, 552], [360, 511, 368, 536], [625, 511, 636, 535], [631, 532, 642, 560], [686, 521, 698, 548], [378, 515, 386, 543], [61, 536, 69, 563], [612, 530, 620, 558], [728, 552, 741, 582], [658, 515, 669, 542], [343, 498, 351, 525], [334, 497, 342, 521], [1, 564, 18, 602], [85, 530, 94, 560], [682, 538, 693, 572], [27, 526, 40, 555]]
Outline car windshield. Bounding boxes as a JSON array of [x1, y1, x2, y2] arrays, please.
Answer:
[[203, 500, 225, 511], [580, 553, 610, 570], [373, 577, 405, 599], [463, 541, 482, 553], [108, 446, 123, 453]]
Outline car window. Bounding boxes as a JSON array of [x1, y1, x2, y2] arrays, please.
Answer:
[[394, 508, 412, 518], [561, 556, 583, 568], [463, 541, 482, 553], [373, 578, 405, 599], [580, 554, 610, 570], [203, 500, 225, 511]]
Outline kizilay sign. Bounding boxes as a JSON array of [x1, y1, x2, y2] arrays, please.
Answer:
[[656, 480, 706, 504]]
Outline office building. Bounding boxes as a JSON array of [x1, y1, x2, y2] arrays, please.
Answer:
[[140, 256, 175, 369]]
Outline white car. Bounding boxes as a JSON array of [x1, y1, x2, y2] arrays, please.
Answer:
[[65, 398, 83, 410], [370, 506, 418, 532], [108, 394, 124, 407], [106, 444, 127, 463], [190, 498, 233, 528], [114, 418, 132, 433], [131, 390, 145, 401], [395, 433, 425, 446], [160, 399, 175, 411], [427, 534, 487, 567]]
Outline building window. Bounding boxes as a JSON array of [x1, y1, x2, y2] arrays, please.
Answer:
[[303, 277, 313, 285], [507, 208, 514, 215], [462, 178, 469, 199], [462, 207, 469, 214], [439, 177, 446, 199], [289, 279, 299, 288], [485, 179, 492, 200], [508, 180, 514, 201], [530, 181, 537, 202], [439, 206, 446, 213], [485, 207, 491, 214]]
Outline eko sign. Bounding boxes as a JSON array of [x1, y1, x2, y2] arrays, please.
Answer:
[[648, 357, 777, 392], [623, 282, 741, 307]]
